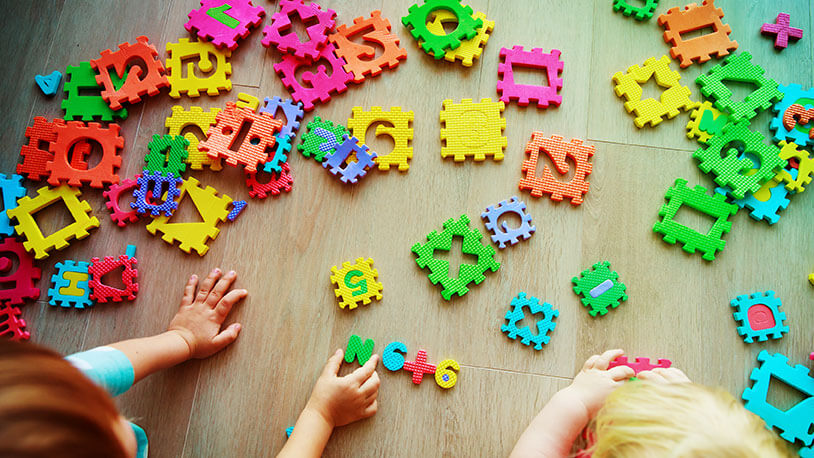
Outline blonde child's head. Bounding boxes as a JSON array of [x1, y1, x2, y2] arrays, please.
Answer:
[[589, 380, 794, 458]]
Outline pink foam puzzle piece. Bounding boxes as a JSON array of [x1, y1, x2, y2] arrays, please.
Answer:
[[185, 0, 265, 51], [273, 43, 351, 111], [497, 46, 563, 108], [608, 356, 672, 375], [261, 0, 336, 59], [761, 13, 803, 49]]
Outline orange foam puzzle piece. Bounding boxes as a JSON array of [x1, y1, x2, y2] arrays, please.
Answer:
[[198, 102, 283, 173], [518, 133, 595, 205], [657, 0, 738, 68], [46, 122, 124, 188], [91, 35, 169, 110], [329, 10, 407, 83]]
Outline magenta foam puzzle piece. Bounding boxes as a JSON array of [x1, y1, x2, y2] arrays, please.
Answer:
[[497, 46, 563, 108], [261, 0, 336, 59], [761, 13, 803, 50], [273, 42, 352, 112], [185, 0, 266, 51]]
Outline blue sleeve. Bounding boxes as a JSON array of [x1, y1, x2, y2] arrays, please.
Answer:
[[66, 346, 135, 397]]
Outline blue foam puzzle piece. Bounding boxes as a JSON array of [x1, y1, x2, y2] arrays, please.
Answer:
[[481, 196, 536, 248], [130, 171, 182, 217], [259, 96, 304, 139], [501, 292, 558, 350], [262, 134, 292, 174], [35, 70, 62, 96], [0, 174, 26, 236], [730, 290, 788, 343], [383, 341, 407, 371], [770, 84, 814, 147], [322, 135, 377, 184], [227, 200, 247, 221], [285, 426, 294, 438], [48, 260, 93, 309]]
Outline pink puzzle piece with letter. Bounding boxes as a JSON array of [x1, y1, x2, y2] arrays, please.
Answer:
[[608, 356, 672, 375]]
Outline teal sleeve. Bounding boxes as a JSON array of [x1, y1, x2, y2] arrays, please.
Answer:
[[66, 346, 135, 397]]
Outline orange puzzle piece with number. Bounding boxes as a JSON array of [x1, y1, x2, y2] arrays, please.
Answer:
[[518, 133, 595, 206], [91, 35, 169, 110], [329, 10, 407, 83], [657, 0, 738, 68], [198, 102, 283, 173]]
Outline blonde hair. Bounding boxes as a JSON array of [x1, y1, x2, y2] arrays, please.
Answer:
[[589, 381, 794, 458]]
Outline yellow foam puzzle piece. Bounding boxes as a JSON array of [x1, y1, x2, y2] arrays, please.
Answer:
[[347, 106, 414, 171], [236, 92, 259, 112], [434, 359, 459, 389], [686, 101, 727, 143], [613, 55, 694, 128], [166, 105, 222, 171], [59, 271, 90, 296], [777, 141, 813, 194], [440, 98, 506, 161], [426, 10, 493, 67], [146, 176, 232, 256], [6, 185, 99, 259], [166, 38, 232, 98], [329, 257, 383, 310]]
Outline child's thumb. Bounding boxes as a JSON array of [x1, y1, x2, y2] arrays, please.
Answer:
[[212, 323, 241, 349]]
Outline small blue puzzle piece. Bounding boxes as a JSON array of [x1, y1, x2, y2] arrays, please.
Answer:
[[48, 260, 93, 309], [227, 200, 247, 222], [131, 171, 182, 217], [0, 174, 26, 236], [285, 426, 294, 438], [35, 70, 62, 96], [262, 134, 292, 174], [322, 135, 377, 184], [770, 84, 814, 147], [383, 341, 407, 371], [481, 196, 536, 249], [730, 291, 788, 343], [125, 244, 137, 258], [314, 127, 341, 154], [501, 292, 558, 350], [259, 96, 304, 139]]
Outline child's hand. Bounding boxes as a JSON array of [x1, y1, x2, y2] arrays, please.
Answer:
[[638, 367, 691, 383], [167, 269, 247, 359], [564, 349, 635, 418], [305, 350, 380, 428]]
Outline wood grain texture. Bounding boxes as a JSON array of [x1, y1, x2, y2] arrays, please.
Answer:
[[2, 0, 812, 456]]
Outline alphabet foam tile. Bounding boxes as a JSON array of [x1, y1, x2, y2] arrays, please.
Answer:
[[501, 292, 558, 350], [330, 257, 383, 310], [259, 96, 304, 139], [329, 10, 407, 82], [35, 70, 62, 96], [401, 0, 482, 59], [46, 121, 124, 189], [497, 46, 563, 108], [770, 84, 814, 148], [298, 116, 348, 162], [165, 106, 222, 171], [166, 38, 232, 98], [715, 164, 794, 225], [481, 196, 535, 248], [90, 36, 169, 111], [519, 133, 594, 205], [0, 174, 26, 236], [777, 141, 813, 194], [62, 62, 128, 122], [146, 177, 232, 256], [226, 200, 247, 221], [612, 55, 694, 128], [144, 134, 190, 178], [761, 13, 803, 50], [426, 10, 493, 66], [696, 52, 782, 122], [613, 0, 659, 21], [345, 334, 375, 365], [731, 291, 788, 343], [411, 214, 500, 301], [686, 101, 728, 144], [653, 178, 737, 262], [236, 92, 259, 111], [262, 0, 335, 59], [103, 178, 140, 227], [273, 43, 352, 112], [657, 0, 737, 68], [348, 106, 414, 171], [48, 260, 92, 308], [608, 356, 672, 374], [403, 350, 437, 384], [88, 249, 138, 303], [322, 135, 377, 184], [440, 98, 506, 161], [7, 185, 99, 260], [199, 102, 283, 173], [185, 0, 265, 51], [0, 237, 41, 305], [131, 171, 182, 217], [0, 304, 29, 341], [261, 134, 291, 175], [17, 117, 65, 181], [572, 261, 627, 317], [245, 162, 293, 199]]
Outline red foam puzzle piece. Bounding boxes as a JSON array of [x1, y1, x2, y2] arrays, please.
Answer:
[[199, 102, 283, 173], [46, 121, 124, 188], [245, 161, 293, 199], [88, 253, 139, 303], [402, 349, 437, 385], [17, 117, 65, 181], [90, 35, 169, 111], [0, 303, 29, 341], [608, 356, 672, 375], [0, 237, 41, 305], [518, 132, 594, 205], [103, 177, 141, 227]]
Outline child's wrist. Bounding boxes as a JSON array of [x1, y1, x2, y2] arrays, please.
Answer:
[[164, 329, 194, 361], [556, 386, 592, 425]]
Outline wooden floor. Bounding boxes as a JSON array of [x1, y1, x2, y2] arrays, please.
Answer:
[[2, 0, 813, 456]]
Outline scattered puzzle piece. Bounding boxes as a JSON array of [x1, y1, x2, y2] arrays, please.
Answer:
[[322, 135, 377, 184], [46, 121, 124, 188], [245, 162, 293, 199], [686, 101, 728, 144], [403, 350, 437, 384], [330, 257, 383, 310], [0, 174, 26, 236], [715, 163, 794, 225], [519, 133, 594, 205], [262, 0, 335, 59], [185, 0, 265, 51], [0, 304, 29, 341], [236, 92, 259, 111], [259, 96, 304, 139], [165, 105, 222, 171], [348, 106, 414, 171], [383, 341, 407, 371], [770, 84, 814, 148], [62, 62, 128, 121], [273, 43, 352, 112], [199, 102, 283, 173], [166, 38, 232, 98], [761, 12, 802, 50], [434, 359, 459, 389], [501, 292, 558, 350], [481, 196, 535, 248], [226, 200, 247, 221], [35, 70, 62, 96], [103, 178, 141, 227], [329, 10, 407, 82], [48, 260, 92, 308], [608, 356, 672, 374], [657, 0, 737, 67], [731, 291, 788, 343], [572, 261, 627, 317], [345, 334, 374, 365], [613, 0, 659, 21], [131, 171, 182, 217], [144, 134, 190, 178], [88, 246, 138, 303], [0, 237, 41, 305], [401, 0, 482, 59], [261, 134, 291, 174], [777, 141, 813, 194], [695, 52, 782, 122], [298, 116, 349, 162], [17, 117, 65, 181], [440, 98, 506, 161], [612, 55, 694, 128], [497, 46, 563, 108], [426, 10, 493, 66], [90, 35, 169, 110]]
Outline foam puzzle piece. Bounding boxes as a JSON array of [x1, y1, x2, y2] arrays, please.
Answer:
[[657, 0, 737, 67], [166, 105, 222, 171], [199, 102, 283, 173], [46, 121, 124, 188], [131, 171, 182, 217], [348, 106, 414, 171], [777, 141, 813, 193], [440, 98, 506, 161], [696, 52, 782, 122], [245, 162, 293, 199], [226, 200, 247, 221], [742, 351, 814, 446], [236, 92, 259, 111], [653, 178, 738, 261], [0, 304, 29, 341], [770, 84, 814, 148], [781, 104, 814, 140], [62, 62, 128, 122], [144, 134, 190, 178], [612, 55, 694, 128], [146, 176, 233, 256], [322, 135, 378, 184], [298, 116, 348, 162], [715, 167, 794, 225], [48, 260, 92, 308], [166, 38, 232, 98], [259, 96, 304, 139], [88, 246, 138, 303], [90, 35, 169, 110], [403, 350, 437, 384], [35, 70, 62, 96], [686, 101, 728, 144], [345, 334, 375, 365], [501, 292, 558, 350], [411, 214, 500, 300], [7, 185, 99, 260], [17, 117, 65, 181], [285, 426, 294, 438], [0, 237, 41, 305], [0, 174, 26, 236], [383, 341, 407, 371], [572, 261, 627, 317], [694, 120, 785, 199], [801, 446, 814, 458], [434, 359, 459, 389], [262, 0, 335, 59], [608, 356, 672, 374], [261, 134, 291, 175], [401, 0, 482, 59], [273, 43, 352, 112], [185, 0, 265, 51], [761, 13, 803, 50], [426, 10, 493, 66], [103, 178, 140, 227], [613, 0, 659, 21], [329, 10, 407, 82], [481, 196, 535, 248], [519, 133, 594, 205], [497, 46, 563, 108], [731, 291, 788, 343], [330, 257, 383, 310]]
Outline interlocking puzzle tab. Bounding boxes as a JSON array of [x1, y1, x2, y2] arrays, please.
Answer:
[[0, 304, 29, 341], [497, 46, 563, 108], [572, 261, 627, 317], [48, 260, 92, 308], [330, 257, 383, 310], [236, 92, 259, 111], [426, 10, 493, 66], [322, 135, 377, 184], [481, 196, 535, 249], [245, 162, 293, 199], [273, 43, 352, 112], [608, 356, 672, 374], [440, 98, 506, 162], [185, 0, 265, 51], [0, 237, 41, 305], [653, 178, 737, 261], [7, 185, 99, 260], [345, 334, 375, 365], [403, 350, 437, 384], [501, 292, 558, 350], [35, 70, 62, 96], [613, 0, 659, 21], [17, 117, 65, 181], [88, 245, 138, 303], [731, 291, 788, 343], [62, 62, 128, 122], [0, 174, 26, 236], [411, 214, 500, 301], [695, 52, 782, 123], [777, 141, 812, 194], [383, 341, 407, 371], [46, 121, 124, 189], [298, 116, 348, 162], [742, 351, 814, 446], [262, 0, 335, 59], [770, 84, 814, 148], [131, 171, 182, 217], [329, 10, 407, 83], [144, 135, 190, 178], [166, 38, 232, 98], [657, 0, 737, 68], [401, 0, 483, 59], [165, 105, 222, 171], [90, 35, 169, 110], [146, 176, 232, 256], [612, 55, 693, 128], [519, 133, 594, 205], [348, 106, 414, 171], [761, 13, 803, 50], [259, 96, 304, 139], [686, 101, 728, 144], [199, 102, 283, 173]]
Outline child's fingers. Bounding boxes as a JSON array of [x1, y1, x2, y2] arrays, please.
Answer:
[[360, 371, 380, 396], [214, 289, 247, 319], [181, 274, 197, 306], [350, 354, 379, 384], [206, 270, 237, 308], [607, 365, 635, 381], [211, 323, 241, 350], [583, 354, 600, 370], [594, 349, 625, 370], [195, 269, 222, 303], [654, 367, 691, 383], [636, 370, 667, 383], [322, 349, 344, 377], [362, 399, 378, 418]]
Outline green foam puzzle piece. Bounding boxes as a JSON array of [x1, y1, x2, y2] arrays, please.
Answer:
[[345, 334, 375, 365], [62, 61, 128, 122], [144, 134, 190, 178], [572, 261, 628, 317], [297, 116, 348, 162]]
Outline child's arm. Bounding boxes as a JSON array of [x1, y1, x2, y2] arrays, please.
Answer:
[[278, 350, 381, 458], [109, 268, 246, 383], [509, 349, 635, 458]]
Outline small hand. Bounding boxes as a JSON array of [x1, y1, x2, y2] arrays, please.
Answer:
[[564, 349, 635, 418], [305, 350, 380, 428], [167, 268, 247, 359], [637, 367, 691, 383]]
